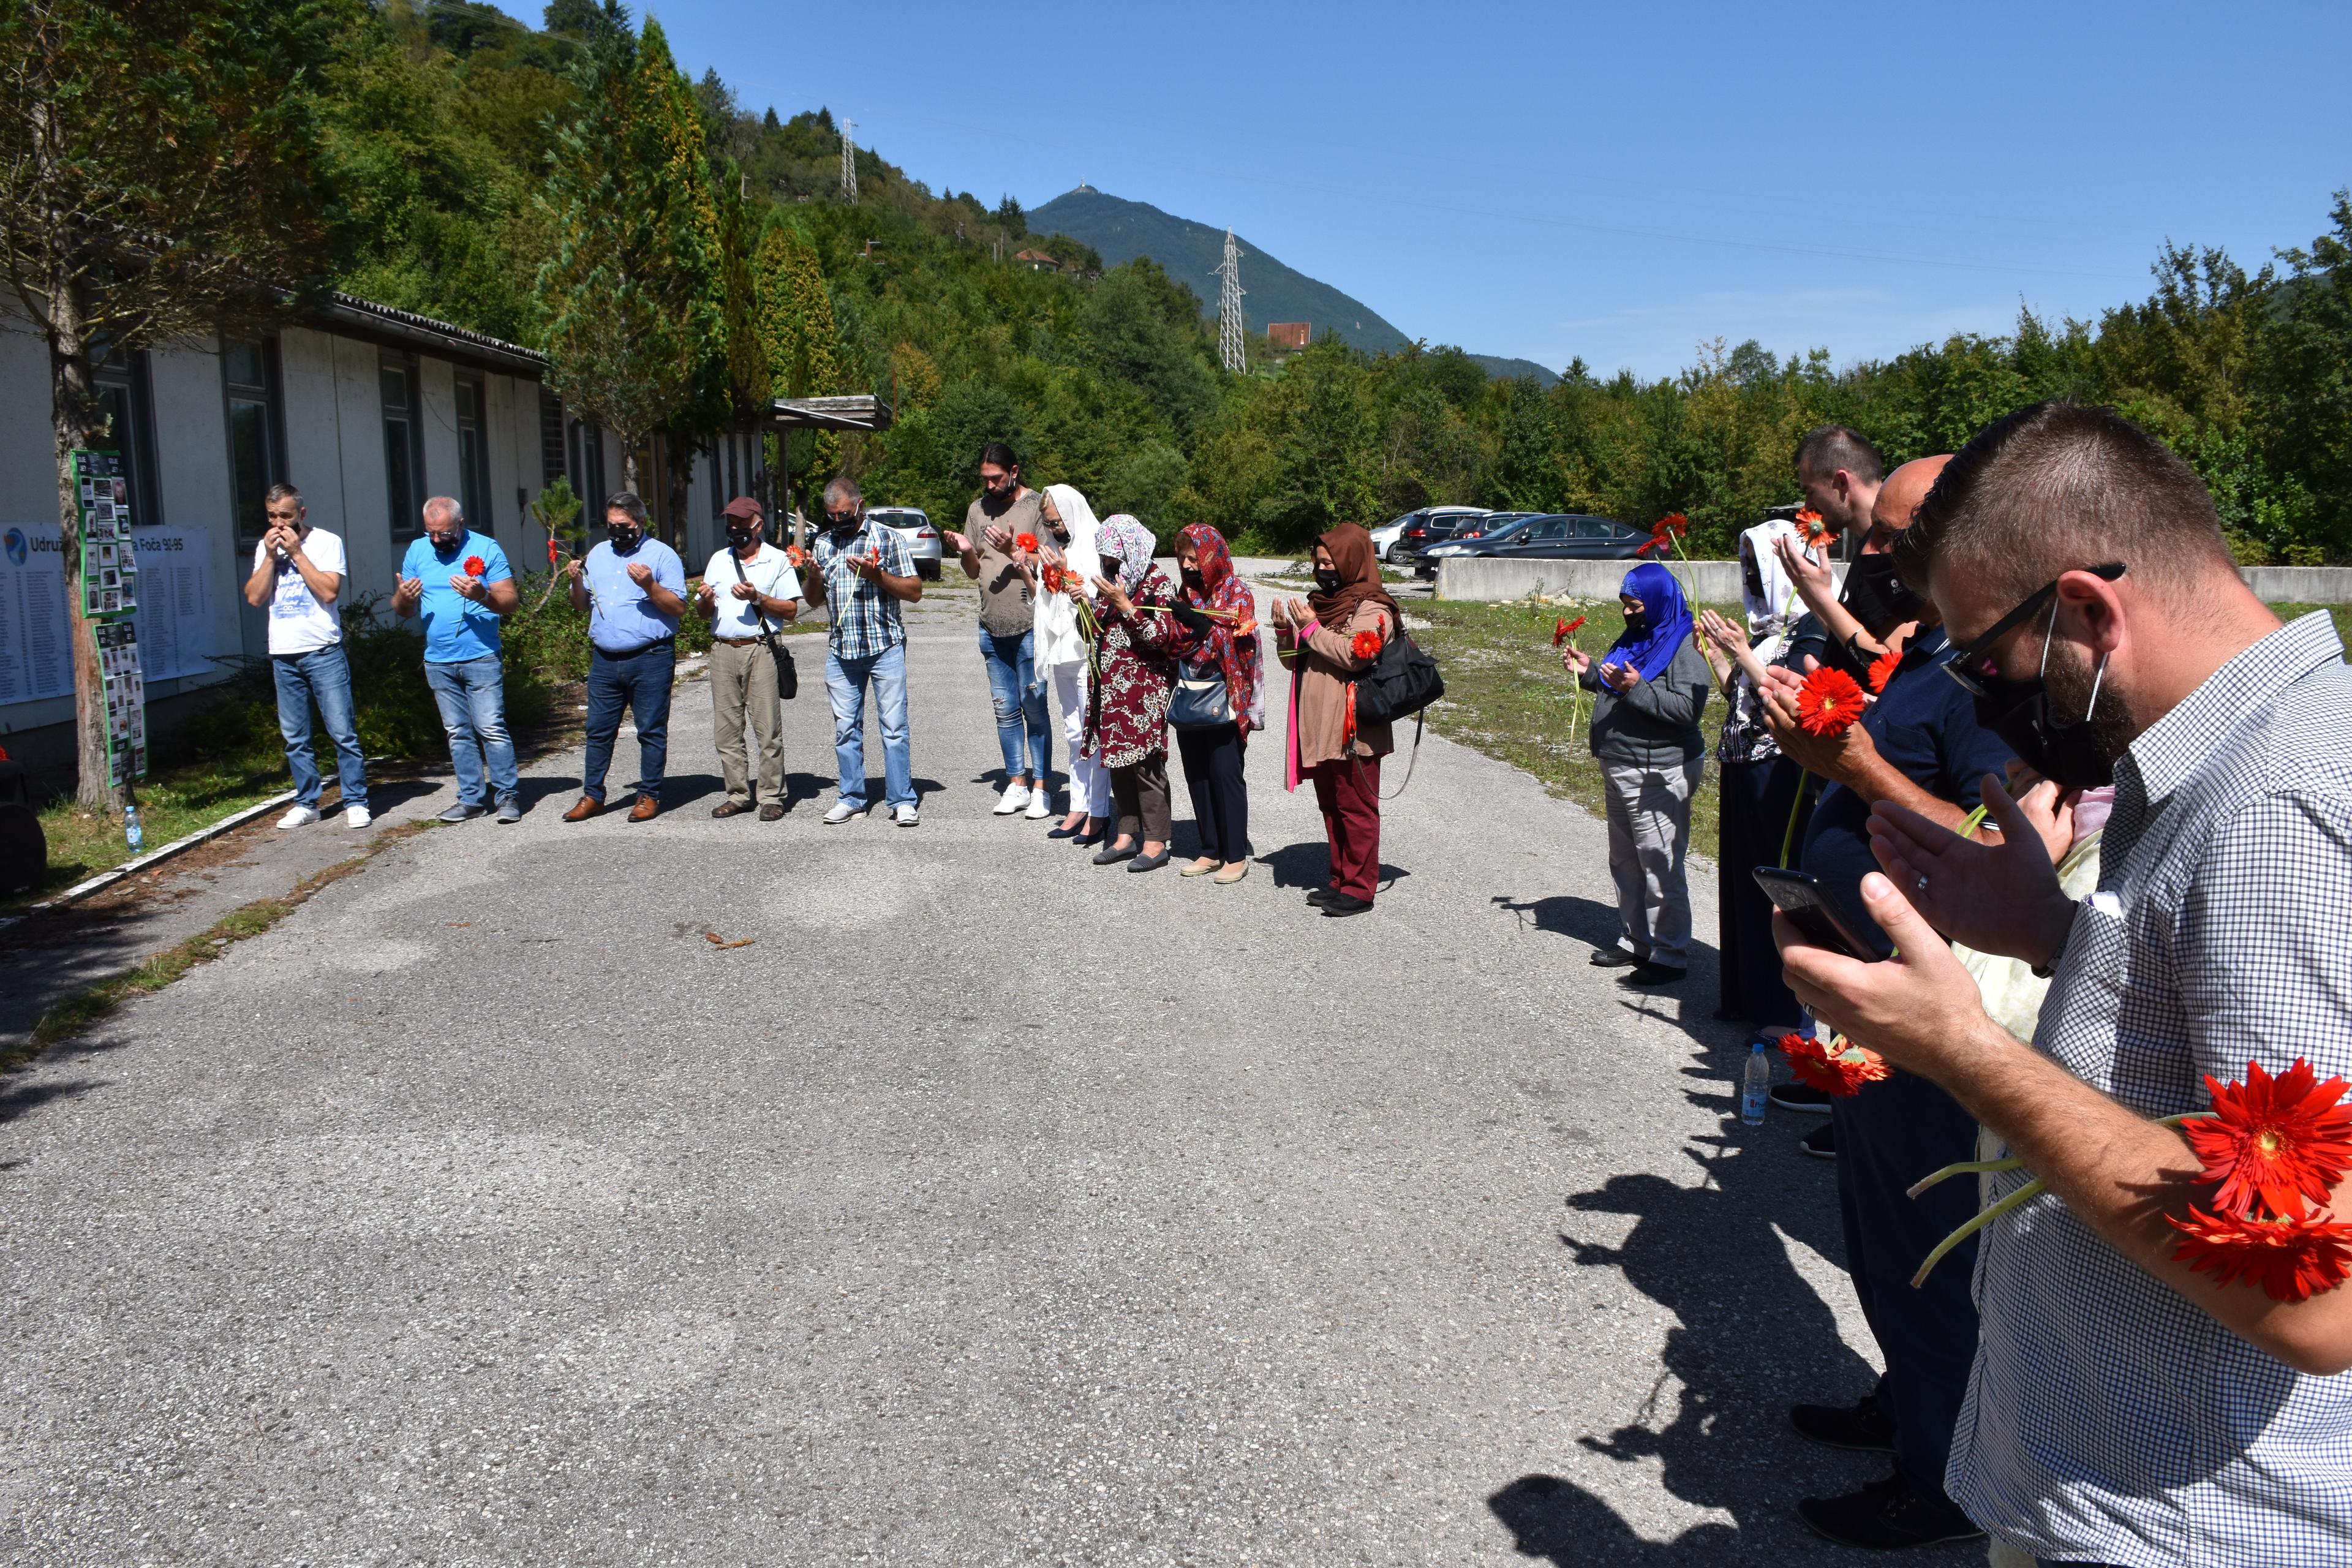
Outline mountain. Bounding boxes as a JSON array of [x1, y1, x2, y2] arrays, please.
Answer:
[[1029, 187, 1556, 386]]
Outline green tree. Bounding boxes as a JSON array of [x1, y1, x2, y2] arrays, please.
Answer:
[[535, 15, 718, 501], [754, 220, 842, 511], [2250, 192, 2352, 553], [0, 0, 354, 805]]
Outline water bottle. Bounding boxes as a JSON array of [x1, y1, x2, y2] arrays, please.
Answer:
[[1741, 1040, 1771, 1126], [123, 802, 143, 854]]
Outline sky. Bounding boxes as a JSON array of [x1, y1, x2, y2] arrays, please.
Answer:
[[492, 0, 2352, 381]]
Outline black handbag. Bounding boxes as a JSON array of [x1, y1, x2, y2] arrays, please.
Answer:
[[731, 549, 797, 700], [1351, 624, 1444, 725]]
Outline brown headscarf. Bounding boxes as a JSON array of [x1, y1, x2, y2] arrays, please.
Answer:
[[1306, 523, 1400, 628]]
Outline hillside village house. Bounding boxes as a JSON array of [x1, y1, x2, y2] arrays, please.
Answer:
[[0, 295, 766, 768]]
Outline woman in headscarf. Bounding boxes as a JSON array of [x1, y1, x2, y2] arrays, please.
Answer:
[[1269, 523, 1399, 918], [1032, 483, 1109, 843], [1162, 524, 1261, 883], [1561, 560, 1710, 987], [1084, 515, 1178, 872], [1693, 513, 1822, 1040]]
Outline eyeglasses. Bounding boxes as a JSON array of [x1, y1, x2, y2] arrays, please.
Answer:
[[1939, 562, 2125, 697]]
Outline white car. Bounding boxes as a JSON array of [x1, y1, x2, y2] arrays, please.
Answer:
[[1371, 513, 1414, 562]]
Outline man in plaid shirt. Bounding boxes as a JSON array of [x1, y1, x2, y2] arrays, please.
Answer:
[[805, 475, 924, 826], [1781, 403, 2352, 1568]]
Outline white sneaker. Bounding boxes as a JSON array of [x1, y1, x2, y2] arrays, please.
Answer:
[[1024, 791, 1052, 821], [894, 803, 920, 827], [344, 805, 372, 829], [277, 805, 320, 829], [823, 801, 865, 825], [993, 782, 1030, 815]]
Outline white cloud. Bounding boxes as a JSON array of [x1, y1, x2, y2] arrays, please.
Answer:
[[1542, 288, 2024, 381]]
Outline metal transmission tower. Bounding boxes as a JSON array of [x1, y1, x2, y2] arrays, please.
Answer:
[[1213, 229, 1246, 373], [839, 119, 858, 203]]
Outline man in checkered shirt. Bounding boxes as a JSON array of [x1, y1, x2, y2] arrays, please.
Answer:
[[804, 475, 925, 827], [1777, 402, 2352, 1568]]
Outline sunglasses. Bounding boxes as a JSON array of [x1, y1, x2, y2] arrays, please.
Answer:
[[1939, 562, 2125, 697]]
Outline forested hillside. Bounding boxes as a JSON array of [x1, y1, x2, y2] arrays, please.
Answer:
[[326, 1, 2352, 560]]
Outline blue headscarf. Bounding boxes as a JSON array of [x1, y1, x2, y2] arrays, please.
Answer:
[[1605, 561, 1694, 684]]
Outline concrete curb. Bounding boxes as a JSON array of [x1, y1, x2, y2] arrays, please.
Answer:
[[0, 788, 299, 935]]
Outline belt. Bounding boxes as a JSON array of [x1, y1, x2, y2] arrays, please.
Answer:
[[592, 637, 676, 658], [713, 635, 766, 647]]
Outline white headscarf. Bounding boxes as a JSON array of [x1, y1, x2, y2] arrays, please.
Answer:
[[1033, 483, 1101, 668], [1739, 516, 1817, 663]]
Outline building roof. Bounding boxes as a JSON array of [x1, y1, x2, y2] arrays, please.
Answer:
[[315, 292, 547, 378], [762, 394, 895, 432], [1012, 249, 1061, 267]]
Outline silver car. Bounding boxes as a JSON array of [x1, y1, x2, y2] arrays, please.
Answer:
[[866, 506, 943, 579]]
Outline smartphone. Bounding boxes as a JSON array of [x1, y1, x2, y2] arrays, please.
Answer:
[[1752, 867, 1882, 962]]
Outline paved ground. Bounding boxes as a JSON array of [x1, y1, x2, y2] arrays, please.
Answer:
[[0, 577, 1980, 1565]]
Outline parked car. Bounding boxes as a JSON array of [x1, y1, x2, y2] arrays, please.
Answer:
[[1373, 505, 1487, 563], [1455, 510, 1537, 540], [1414, 513, 1648, 577], [865, 506, 943, 579]]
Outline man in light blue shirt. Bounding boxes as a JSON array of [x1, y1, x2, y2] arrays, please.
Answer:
[[561, 490, 686, 822], [394, 496, 521, 823]]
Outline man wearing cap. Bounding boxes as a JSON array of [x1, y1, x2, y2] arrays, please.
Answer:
[[694, 497, 802, 821]]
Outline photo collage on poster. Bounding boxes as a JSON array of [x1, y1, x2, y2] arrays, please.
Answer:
[[75, 450, 147, 786]]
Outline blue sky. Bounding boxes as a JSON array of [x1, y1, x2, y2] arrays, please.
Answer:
[[497, 1, 2351, 380]]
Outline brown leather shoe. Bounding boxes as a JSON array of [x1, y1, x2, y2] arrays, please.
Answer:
[[710, 800, 753, 818], [562, 796, 603, 823], [758, 802, 785, 822], [628, 794, 660, 823]]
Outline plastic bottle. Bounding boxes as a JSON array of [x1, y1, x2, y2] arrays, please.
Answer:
[[124, 802, 144, 854], [1741, 1040, 1771, 1126]]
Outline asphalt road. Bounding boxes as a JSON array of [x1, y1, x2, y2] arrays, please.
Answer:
[[0, 582, 1980, 1565]]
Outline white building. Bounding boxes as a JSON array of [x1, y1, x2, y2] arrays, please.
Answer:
[[0, 295, 764, 765]]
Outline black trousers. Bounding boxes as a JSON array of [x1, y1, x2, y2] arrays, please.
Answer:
[[1175, 722, 1252, 862], [1716, 755, 1811, 1029]]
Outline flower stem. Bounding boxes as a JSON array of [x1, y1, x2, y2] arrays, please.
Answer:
[[1908, 1157, 2024, 1199], [1912, 1177, 2046, 1289]]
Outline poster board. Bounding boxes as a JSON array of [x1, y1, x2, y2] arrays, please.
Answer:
[[72, 451, 145, 784]]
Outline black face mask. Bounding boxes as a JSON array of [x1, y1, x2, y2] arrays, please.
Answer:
[[725, 525, 761, 550], [1180, 567, 1206, 591], [1622, 611, 1651, 639], [826, 511, 861, 536], [1313, 568, 1343, 594], [1970, 639, 2116, 790], [606, 524, 643, 554], [1841, 551, 1922, 638]]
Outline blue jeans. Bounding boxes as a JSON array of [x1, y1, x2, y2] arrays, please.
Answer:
[[978, 625, 1049, 782], [582, 641, 674, 803], [271, 644, 367, 810], [825, 643, 913, 809], [423, 654, 518, 807]]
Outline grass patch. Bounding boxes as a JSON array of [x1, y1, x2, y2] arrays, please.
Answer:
[[1411, 594, 1740, 853], [19, 821, 429, 1055]]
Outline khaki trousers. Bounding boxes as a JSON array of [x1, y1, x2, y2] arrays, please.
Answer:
[[709, 639, 784, 806], [1601, 756, 1701, 968]]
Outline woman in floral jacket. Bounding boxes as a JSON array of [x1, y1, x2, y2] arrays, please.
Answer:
[[1085, 514, 1178, 872]]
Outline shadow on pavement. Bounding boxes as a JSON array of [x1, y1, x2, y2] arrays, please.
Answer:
[[1256, 839, 1409, 893], [1489, 1472, 1739, 1561], [0, 1076, 104, 1126]]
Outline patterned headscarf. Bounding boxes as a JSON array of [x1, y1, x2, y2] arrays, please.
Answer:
[[1177, 523, 1262, 733], [1096, 514, 1157, 594]]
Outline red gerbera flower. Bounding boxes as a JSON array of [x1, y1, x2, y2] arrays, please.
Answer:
[[784, 544, 807, 568], [1042, 563, 1069, 594], [1551, 614, 1588, 647], [1778, 1033, 1893, 1096], [1235, 617, 1257, 639], [2169, 1205, 2352, 1302], [1014, 532, 1039, 553], [1350, 628, 1382, 662], [2180, 1058, 2352, 1220], [463, 556, 486, 578], [1795, 665, 1867, 737], [1796, 507, 1838, 544], [1868, 646, 1902, 694], [546, 540, 560, 565]]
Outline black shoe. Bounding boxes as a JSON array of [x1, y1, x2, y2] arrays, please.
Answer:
[[1588, 946, 1642, 968], [1074, 828, 1107, 848], [1127, 848, 1170, 873], [1789, 1393, 1895, 1454], [1092, 840, 1139, 866], [1799, 1122, 1837, 1159], [1796, 1474, 1985, 1550], [1618, 962, 1686, 988], [1321, 892, 1373, 917], [1046, 819, 1086, 840], [1306, 887, 1340, 907], [1770, 1082, 1834, 1115]]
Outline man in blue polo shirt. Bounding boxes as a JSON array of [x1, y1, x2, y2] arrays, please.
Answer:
[[562, 491, 685, 823], [1759, 454, 2015, 1553], [394, 496, 521, 823]]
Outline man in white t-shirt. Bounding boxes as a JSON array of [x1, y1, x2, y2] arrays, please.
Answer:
[[241, 483, 369, 829], [693, 495, 802, 820]]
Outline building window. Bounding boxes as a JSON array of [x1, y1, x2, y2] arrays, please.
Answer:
[[222, 337, 284, 545], [454, 373, 491, 532], [380, 354, 425, 541], [91, 348, 162, 527]]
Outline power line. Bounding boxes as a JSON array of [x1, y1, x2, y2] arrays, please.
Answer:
[[1212, 230, 1246, 373]]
